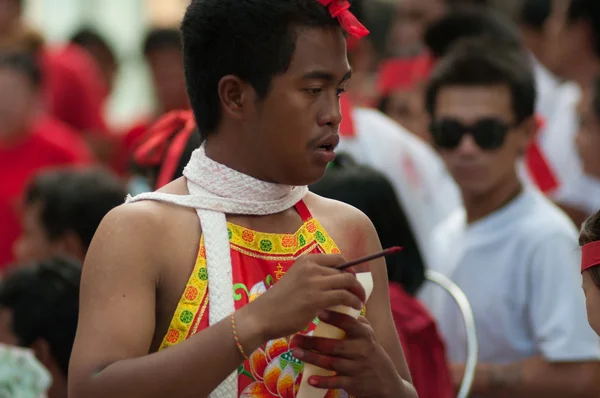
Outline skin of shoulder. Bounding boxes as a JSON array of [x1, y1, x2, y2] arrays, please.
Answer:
[[70, 182, 200, 384]]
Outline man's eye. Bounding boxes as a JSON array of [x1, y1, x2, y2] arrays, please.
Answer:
[[305, 88, 322, 95]]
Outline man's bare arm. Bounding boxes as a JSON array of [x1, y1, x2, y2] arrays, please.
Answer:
[[357, 210, 417, 396], [463, 357, 600, 398], [68, 204, 265, 398]]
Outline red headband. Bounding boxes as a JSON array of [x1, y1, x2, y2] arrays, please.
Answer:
[[581, 240, 600, 274], [134, 110, 196, 189], [317, 0, 369, 39]]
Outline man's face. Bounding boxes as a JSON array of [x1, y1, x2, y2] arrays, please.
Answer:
[[382, 88, 431, 143], [432, 85, 531, 198], [147, 47, 189, 113], [13, 203, 55, 265], [576, 87, 600, 177], [543, 0, 586, 80], [0, 307, 18, 346], [244, 27, 351, 186], [0, 67, 38, 142], [0, 0, 20, 36], [583, 270, 600, 336]]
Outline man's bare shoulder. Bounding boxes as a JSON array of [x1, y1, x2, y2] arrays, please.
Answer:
[[87, 191, 200, 276], [304, 192, 379, 258]]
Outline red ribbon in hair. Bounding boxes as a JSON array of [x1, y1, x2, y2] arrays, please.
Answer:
[[581, 240, 600, 274], [134, 110, 196, 189], [317, 0, 369, 39]]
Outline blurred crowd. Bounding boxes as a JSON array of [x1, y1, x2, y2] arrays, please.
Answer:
[[2, 0, 600, 397]]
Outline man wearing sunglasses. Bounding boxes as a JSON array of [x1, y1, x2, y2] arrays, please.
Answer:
[[419, 38, 600, 397]]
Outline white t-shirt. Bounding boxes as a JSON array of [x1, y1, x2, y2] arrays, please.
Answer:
[[529, 62, 600, 214], [419, 189, 600, 367], [338, 107, 462, 265]]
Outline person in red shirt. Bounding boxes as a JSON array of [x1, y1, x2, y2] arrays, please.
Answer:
[[0, 51, 91, 270]]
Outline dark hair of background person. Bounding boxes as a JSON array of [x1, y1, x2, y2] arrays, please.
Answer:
[[180, 0, 341, 140], [567, 0, 600, 58], [70, 27, 117, 68], [425, 37, 536, 124], [424, 4, 524, 59], [24, 168, 126, 250], [142, 27, 182, 57], [70, 27, 116, 62], [0, 50, 41, 88], [520, 0, 552, 30], [0, 256, 81, 376], [310, 154, 426, 295], [580, 210, 600, 286]]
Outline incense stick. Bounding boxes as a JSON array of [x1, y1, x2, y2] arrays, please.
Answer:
[[335, 246, 403, 271]]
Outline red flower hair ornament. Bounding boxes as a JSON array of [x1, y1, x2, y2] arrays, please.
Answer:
[[317, 0, 369, 39]]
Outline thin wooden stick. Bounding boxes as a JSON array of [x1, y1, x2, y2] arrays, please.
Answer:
[[335, 246, 403, 271]]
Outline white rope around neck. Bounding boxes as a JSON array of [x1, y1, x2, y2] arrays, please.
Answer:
[[126, 146, 308, 398]]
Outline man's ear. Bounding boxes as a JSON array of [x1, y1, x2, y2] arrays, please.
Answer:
[[30, 338, 53, 369], [517, 116, 538, 155], [53, 231, 85, 263], [217, 75, 253, 122]]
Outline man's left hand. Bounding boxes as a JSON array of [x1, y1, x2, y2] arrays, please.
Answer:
[[291, 310, 405, 398]]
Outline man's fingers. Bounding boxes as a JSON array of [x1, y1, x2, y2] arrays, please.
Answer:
[[303, 374, 354, 391], [292, 347, 358, 375], [292, 335, 357, 359], [303, 253, 347, 268], [321, 272, 366, 303], [318, 310, 369, 338]]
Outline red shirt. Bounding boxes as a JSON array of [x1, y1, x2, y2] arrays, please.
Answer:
[[0, 119, 92, 268], [40, 45, 107, 134], [389, 282, 454, 398]]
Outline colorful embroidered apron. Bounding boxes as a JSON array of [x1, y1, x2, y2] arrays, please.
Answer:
[[160, 200, 351, 398]]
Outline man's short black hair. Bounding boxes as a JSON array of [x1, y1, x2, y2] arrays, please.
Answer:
[[520, 0, 552, 31], [425, 5, 523, 59], [181, 0, 341, 138], [0, 51, 41, 89], [567, 0, 600, 58], [310, 155, 426, 295], [143, 27, 182, 57], [425, 38, 536, 124], [24, 168, 125, 250], [70, 27, 116, 62], [0, 257, 81, 376]]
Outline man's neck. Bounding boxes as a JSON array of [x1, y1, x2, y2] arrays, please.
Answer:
[[462, 176, 523, 224], [570, 56, 600, 88], [47, 371, 67, 398], [204, 130, 275, 184]]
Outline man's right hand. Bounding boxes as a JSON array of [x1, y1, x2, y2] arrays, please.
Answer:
[[247, 254, 367, 342]]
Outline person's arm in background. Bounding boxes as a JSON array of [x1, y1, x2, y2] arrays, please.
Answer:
[[452, 231, 600, 398]]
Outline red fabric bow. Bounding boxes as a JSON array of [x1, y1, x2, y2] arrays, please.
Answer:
[[317, 0, 369, 39], [134, 110, 196, 189]]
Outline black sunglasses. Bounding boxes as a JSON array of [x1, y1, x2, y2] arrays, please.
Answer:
[[430, 118, 517, 150]]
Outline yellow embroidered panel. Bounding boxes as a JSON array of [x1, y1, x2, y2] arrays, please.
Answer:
[[159, 218, 340, 351]]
